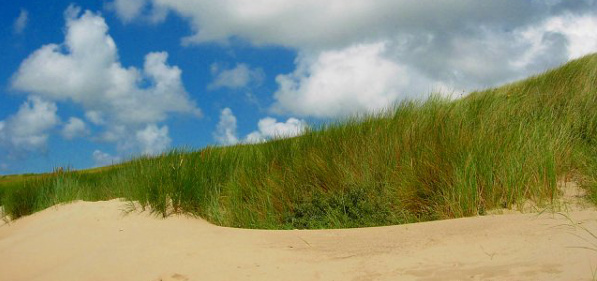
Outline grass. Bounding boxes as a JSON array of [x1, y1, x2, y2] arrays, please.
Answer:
[[1, 53, 597, 229]]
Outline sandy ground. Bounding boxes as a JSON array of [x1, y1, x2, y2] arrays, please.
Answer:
[[0, 185, 596, 281]]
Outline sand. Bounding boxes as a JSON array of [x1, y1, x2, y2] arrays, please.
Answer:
[[0, 187, 596, 281]]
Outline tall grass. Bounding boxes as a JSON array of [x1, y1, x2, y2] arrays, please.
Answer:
[[1, 53, 597, 229]]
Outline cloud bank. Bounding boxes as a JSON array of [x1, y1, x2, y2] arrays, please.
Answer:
[[126, 0, 597, 118]]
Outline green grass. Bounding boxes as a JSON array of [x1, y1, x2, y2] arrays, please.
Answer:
[[2, 53, 597, 229]]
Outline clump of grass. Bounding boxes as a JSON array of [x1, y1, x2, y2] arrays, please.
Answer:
[[0, 166, 125, 219], [1, 168, 78, 218], [1, 53, 597, 229]]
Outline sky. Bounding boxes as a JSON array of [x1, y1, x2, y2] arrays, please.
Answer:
[[1, 1, 596, 175]]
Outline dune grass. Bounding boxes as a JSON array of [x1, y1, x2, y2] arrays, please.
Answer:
[[1, 54, 597, 229]]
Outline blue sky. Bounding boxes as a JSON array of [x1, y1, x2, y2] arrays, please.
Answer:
[[1, 1, 596, 175]]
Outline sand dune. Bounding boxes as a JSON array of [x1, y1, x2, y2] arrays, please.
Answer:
[[0, 195, 596, 281]]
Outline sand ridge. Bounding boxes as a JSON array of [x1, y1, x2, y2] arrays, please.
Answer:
[[0, 197, 596, 281]]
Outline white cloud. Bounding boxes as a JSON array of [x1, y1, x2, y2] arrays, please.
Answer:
[[11, 7, 200, 126], [135, 124, 171, 155], [13, 9, 28, 34], [0, 97, 60, 155], [111, 0, 147, 22], [208, 63, 265, 90], [92, 150, 121, 167], [245, 117, 306, 143], [11, 6, 200, 125], [213, 108, 239, 145], [540, 13, 597, 60], [140, 1, 597, 118], [11, 6, 199, 156], [212, 108, 307, 145], [268, 10, 597, 118], [62, 117, 89, 140], [272, 42, 431, 118]]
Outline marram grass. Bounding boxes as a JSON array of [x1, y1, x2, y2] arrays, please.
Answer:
[[2, 54, 597, 229]]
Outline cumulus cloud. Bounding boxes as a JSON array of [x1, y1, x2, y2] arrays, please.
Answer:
[[62, 117, 89, 140], [272, 42, 435, 118], [11, 7, 200, 126], [245, 117, 307, 143], [138, 0, 597, 118], [92, 150, 121, 167], [208, 63, 265, 90], [11, 6, 199, 156], [13, 9, 28, 34], [0, 97, 60, 156], [213, 108, 239, 145], [135, 124, 171, 155], [213, 108, 306, 145]]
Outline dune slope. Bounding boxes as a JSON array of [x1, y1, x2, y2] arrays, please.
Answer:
[[0, 197, 595, 281]]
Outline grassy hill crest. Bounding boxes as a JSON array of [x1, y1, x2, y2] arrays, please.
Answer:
[[2, 53, 597, 229]]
